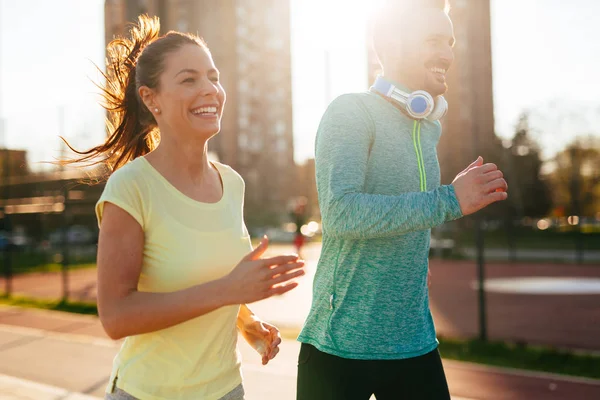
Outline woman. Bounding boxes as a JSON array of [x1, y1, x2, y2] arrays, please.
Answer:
[[65, 15, 305, 400]]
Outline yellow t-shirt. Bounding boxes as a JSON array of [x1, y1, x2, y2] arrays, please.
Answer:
[[95, 157, 252, 400]]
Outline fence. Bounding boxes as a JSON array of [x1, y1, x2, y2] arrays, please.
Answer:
[[1, 182, 600, 352]]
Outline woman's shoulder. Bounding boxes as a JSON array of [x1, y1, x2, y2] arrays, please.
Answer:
[[212, 161, 243, 183], [103, 157, 150, 191]]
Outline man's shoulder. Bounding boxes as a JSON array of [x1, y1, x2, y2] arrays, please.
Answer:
[[321, 92, 380, 127], [327, 92, 377, 111]]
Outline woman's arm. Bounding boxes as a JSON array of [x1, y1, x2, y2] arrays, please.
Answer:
[[236, 304, 282, 365], [237, 304, 258, 330], [97, 203, 302, 340], [97, 203, 234, 339]]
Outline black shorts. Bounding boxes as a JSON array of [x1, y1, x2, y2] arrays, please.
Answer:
[[297, 343, 451, 400]]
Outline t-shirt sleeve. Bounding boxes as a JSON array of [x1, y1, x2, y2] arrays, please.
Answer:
[[95, 167, 145, 229]]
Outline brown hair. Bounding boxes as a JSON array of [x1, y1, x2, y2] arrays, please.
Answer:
[[62, 14, 208, 177]]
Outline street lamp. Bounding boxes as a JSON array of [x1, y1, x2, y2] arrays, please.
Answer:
[[470, 2, 488, 342], [0, 2, 12, 296]]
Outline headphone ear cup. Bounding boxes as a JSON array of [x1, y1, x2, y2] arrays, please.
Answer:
[[427, 96, 448, 121], [406, 90, 434, 119]]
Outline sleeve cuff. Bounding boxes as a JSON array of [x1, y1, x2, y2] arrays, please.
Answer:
[[443, 184, 463, 221], [95, 197, 144, 229]]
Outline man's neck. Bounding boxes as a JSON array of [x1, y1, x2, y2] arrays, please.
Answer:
[[380, 72, 415, 94]]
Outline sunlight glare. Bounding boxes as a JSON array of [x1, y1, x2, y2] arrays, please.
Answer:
[[315, 0, 386, 49], [290, 0, 387, 162]]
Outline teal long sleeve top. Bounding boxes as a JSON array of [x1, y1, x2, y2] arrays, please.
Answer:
[[298, 90, 463, 360]]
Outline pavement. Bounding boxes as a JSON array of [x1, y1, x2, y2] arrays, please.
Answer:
[[1, 305, 600, 399], [1, 243, 600, 398]]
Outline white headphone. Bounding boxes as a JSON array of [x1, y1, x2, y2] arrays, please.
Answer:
[[370, 76, 448, 121]]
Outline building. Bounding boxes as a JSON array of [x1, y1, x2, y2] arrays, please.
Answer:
[[368, 0, 496, 184], [0, 149, 29, 178], [104, 0, 296, 226], [0, 148, 104, 247]]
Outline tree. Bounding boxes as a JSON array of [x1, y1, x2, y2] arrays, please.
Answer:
[[502, 113, 553, 218], [545, 135, 600, 217]]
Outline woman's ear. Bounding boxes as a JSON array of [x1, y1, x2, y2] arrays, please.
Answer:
[[138, 86, 158, 113]]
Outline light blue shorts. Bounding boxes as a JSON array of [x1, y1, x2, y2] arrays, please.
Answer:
[[105, 383, 245, 400]]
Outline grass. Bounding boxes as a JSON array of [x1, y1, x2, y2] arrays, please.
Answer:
[[437, 337, 600, 380], [12, 262, 97, 275], [1, 295, 599, 380], [0, 295, 98, 315]]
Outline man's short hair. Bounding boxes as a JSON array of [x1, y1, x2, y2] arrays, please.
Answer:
[[370, 0, 451, 64]]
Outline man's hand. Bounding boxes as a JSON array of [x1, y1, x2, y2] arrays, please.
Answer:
[[452, 157, 508, 216]]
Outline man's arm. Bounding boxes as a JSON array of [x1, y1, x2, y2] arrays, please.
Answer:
[[316, 94, 462, 240]]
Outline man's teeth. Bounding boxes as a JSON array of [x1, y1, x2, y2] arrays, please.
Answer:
[[430, 67, 446, 74], [192, 106, 217, 115]]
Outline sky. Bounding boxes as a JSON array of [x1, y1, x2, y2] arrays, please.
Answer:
[[0, 0, 599, 171]]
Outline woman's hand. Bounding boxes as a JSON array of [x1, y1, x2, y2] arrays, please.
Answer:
[[239, 316, 282, 365], [223, 236, 305, 305]]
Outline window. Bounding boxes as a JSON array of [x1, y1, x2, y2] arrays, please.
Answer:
[[238, 133, 249, 148], [274, 121, 286, 136]]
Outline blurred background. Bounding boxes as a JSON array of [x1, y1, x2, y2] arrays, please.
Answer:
[[0, 0, 600, 382]]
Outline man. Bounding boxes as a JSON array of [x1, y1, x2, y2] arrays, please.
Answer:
[[297, 1, 508, 399]]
